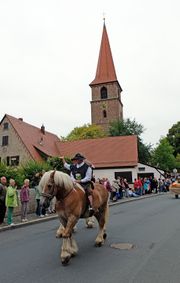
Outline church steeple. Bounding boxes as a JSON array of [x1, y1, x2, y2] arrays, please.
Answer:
[[89, 23, 123, 132], [90, 23, 117, 86]]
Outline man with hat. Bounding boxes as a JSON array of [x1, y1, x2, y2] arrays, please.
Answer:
[[62, 153, 94, 211]]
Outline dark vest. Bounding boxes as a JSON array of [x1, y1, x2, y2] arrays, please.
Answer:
[[71, 163, 89, 181]]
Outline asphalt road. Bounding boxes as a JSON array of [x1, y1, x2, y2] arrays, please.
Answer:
[[1, 194, 180, 283]]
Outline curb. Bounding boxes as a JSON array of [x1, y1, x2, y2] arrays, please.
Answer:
[[0, 193, 165, 233]]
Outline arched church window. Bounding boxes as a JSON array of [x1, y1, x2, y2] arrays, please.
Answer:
[[101, 87, 108, 99], [103, 110, 107, 118]]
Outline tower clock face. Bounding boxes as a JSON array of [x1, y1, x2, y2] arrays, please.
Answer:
[[101, 102, 107, 110]]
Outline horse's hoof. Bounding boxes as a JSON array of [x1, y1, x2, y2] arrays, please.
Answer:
[[95, 242, 102, 247], [56, 234, 62, 238], [86, 222, 94, 229], [61, 256, 71, 265], [72, 225, 77, 233], [103, 233, 107, 239]]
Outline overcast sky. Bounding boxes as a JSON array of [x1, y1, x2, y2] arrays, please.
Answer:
[[0, 0, 179, 146]]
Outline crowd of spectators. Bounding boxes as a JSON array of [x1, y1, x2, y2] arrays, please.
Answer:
[[98, 176, 173, 202], [0, 176, 55, 226]]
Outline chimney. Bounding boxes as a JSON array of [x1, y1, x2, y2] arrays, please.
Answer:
[[41, 124, 45, 135]]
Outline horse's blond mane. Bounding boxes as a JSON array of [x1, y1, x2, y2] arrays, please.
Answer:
[[39, 170, 73, 192]]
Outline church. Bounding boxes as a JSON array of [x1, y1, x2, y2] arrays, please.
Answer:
[[0, 23, 163, 182]]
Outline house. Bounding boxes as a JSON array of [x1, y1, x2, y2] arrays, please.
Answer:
[[56, 136, 164, 183], [0, 114, 60, 165]]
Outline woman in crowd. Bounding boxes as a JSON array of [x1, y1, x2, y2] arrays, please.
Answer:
[[5, 179, 18, 225], [20, 179, 30, 222]]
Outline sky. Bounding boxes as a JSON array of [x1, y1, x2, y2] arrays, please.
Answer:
[[0, 0, 179, 146]]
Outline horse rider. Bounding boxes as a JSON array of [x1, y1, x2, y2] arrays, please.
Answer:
[[60, 153, 94, 213]]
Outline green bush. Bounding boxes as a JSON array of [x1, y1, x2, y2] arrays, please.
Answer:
[[0, 163, 25, 188], [20, 160, 51, 187]]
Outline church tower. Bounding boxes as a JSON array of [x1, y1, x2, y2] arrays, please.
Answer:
[[89, 22, 123, 132]]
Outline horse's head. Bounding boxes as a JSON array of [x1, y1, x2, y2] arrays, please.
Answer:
[[40, 170, 57, 209]]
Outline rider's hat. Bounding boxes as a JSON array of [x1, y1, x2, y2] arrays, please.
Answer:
[[71, 153, 85, 161]]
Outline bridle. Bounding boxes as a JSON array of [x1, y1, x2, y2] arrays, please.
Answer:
[[41, 183, 75, 201], [41, 183, 57, 200]]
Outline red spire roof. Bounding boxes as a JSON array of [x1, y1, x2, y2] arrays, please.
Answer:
[[90, 23, 117, 86]]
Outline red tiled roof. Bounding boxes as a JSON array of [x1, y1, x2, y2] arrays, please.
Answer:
[[4, 114, 60, 161], [56, 135, 138, 168], [90, 23, 118, 86]]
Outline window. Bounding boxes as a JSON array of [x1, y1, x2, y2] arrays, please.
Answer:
[[103, 110, 107, 118], [7, 156, 19, 166], [100, 87, 108, 99], [138, 167, 145, 172], [115, 171, 133, 183], [3, 123, 9, 130], [2, 136, 8, 146], [10, 156, 20, 166]]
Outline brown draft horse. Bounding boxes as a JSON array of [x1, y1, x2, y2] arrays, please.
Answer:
[[39, 170, 109, 265]]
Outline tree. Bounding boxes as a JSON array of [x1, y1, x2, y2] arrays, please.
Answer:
[[64, 124, 106, 141], [138, 139, 152, 164], [175, 154, 180, 170], [108, 118, 151, 163], [109, 118, 144, 137], [167, 121, 180, 157], [151, 137, 176, 171]]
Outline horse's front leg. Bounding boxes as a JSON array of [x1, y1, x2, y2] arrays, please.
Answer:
[[60, 215, 79, 265], [56, 223, 65, 238], [62, 215, 78, 238]]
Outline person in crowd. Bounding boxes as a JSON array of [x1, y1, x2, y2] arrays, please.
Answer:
[[118, 177, 124, 199], [148, 176, 153, 193], [20, 179, 30, 222], [0, 176, 7, 224], [34, 184, 41, 216], [151, 177, 158, 193], [137, 177, 143, 195], [128, 187, 139, 197], [164, 178, 171, 191], [111, 179, 119, 201], [143, 178, 150, 194], [5, 179, 18, 225], [133, 178, 140, 195], [124, 178, 130, 198], [158, 178, 164, 193]]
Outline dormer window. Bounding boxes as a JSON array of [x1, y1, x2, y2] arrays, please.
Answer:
[[100, 87, 108, 99], [3, 122, 9, 130]]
